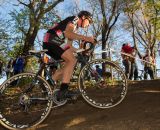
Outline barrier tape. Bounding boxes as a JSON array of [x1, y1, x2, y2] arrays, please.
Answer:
[[94, 48, 156, 66]]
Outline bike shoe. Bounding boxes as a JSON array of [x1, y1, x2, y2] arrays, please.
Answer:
[[57, 89, 80, 101]]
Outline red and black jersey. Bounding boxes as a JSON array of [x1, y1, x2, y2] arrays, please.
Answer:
[[47, 16, 78, 37], [43, 16, 79, 44]]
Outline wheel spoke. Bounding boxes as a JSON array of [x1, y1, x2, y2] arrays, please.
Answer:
[[78, 59, 127, 109], [0, 73, 53, 129]]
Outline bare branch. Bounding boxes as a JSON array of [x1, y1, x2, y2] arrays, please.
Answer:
[[17, 0, 28, 7], [44, 0, 64, 13], [135, 25, 148, 46], [134, 14, 147, 34], [105, 13, 120, 42], [108, 0, 117, 27]]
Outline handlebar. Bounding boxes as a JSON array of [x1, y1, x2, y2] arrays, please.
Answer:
[[83, 42, 94, 53], [82, 39, 97, 53]]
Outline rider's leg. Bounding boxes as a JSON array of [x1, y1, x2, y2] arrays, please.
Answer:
[[52, 48, 76, 83], [56, 49, 78, 100], [52, 68, 64, 81], [43, 42, 78, 99], [60, 48, 77, 87]]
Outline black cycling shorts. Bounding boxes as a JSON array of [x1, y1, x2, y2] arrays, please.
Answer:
[[43, 42, 65, 60]]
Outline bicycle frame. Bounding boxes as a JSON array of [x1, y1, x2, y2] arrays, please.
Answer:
[[42, 52, 101, 87]]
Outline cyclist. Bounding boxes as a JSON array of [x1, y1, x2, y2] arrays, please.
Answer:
[[43, 10, 95, 100], [142, 49, 155, 79]]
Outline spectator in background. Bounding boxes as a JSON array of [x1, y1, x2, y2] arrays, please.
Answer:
[[6, 58, 14, 79], [129, 47, 138, 80], [142, 49, 155, 80], [121, 43, 138, 80], [13, 55, 25, 75], [95, 65, 102, 77], [121, 43, 132, 79]]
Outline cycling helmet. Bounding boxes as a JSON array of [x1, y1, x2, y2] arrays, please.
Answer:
[[78, 10, 93, 23]]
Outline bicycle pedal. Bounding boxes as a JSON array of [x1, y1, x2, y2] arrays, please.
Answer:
[[67, 94, 79, 101], [67, 97, 77, 104], [70, 95, 78, 100]]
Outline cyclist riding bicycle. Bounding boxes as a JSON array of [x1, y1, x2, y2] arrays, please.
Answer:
[[43, 10, 95, 100]]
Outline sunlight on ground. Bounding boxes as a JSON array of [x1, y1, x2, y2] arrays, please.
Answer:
[[143, 90, 160, 93], [134, 90, 160, 94], [26, 124, 48, 130], [65, 117, 86, 128]]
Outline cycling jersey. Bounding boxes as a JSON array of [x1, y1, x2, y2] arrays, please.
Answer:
[[43, 16, 79, 48]]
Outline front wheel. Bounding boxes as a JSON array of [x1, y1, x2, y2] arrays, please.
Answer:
[[78, 59, 127, 109], [0, 73, 53, 130]]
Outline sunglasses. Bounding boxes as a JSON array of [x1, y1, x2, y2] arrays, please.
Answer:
[[84, 17, 93, 24], [87, 17, 93, 24]]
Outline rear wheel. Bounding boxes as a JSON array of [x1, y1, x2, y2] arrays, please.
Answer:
[[0, 73, 53, 129], [78, 59, 127, 109]]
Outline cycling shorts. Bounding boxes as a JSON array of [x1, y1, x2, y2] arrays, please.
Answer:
[[43, 32, 70, 60], [43, 42, 65, 60]]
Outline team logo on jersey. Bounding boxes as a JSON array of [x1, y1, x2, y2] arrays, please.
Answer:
[[72, 16, 79, 25]]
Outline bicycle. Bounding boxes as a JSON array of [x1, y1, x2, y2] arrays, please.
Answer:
[[0, 42, 127, 130]]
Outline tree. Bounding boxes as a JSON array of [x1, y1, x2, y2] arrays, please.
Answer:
[[12, 0, 64, 55], [124, 0, 160, 59], [0, 17, 11, 63], [84, 0, 125, 59]]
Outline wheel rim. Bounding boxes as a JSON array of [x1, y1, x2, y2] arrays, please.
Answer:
[[78, 59, 127, 109], [0, 73, 53, 129]]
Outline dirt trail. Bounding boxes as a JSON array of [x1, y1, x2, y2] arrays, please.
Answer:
[[0, 80, 160, 130]]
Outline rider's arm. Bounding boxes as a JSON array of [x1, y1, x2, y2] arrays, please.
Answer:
[[64, 23, 94, 43]]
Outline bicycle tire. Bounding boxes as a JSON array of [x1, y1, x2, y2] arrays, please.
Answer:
[[0, 73, 53, 130], [78, 59, 127, 109]]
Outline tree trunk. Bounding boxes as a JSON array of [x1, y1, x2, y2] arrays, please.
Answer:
[[23, 25, 39, 55]]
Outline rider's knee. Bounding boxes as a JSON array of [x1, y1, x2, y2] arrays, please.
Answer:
[[70, 57, 77, 65], [66, 56, 77, 65]]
